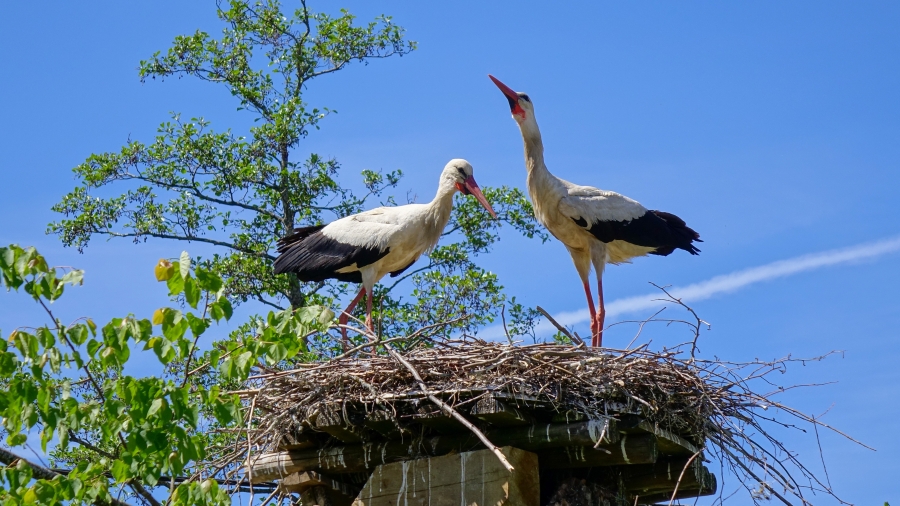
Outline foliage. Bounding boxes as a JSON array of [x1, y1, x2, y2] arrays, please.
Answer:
[[47, 0, 547, 342], [0, 244, 331, 504]]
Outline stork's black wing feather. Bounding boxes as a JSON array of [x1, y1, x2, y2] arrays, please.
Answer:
[[574, 210, 702, 256], [273, 226, 390, 282]]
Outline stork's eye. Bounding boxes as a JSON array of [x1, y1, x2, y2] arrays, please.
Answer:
[[456, 167, 467, 179], [520, 94, 531, 102]]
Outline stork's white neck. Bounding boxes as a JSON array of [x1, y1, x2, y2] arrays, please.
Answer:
[[424, 177, 458, 234], [517, 116, 556, 199]]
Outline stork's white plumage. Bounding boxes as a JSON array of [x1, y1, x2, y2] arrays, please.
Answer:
[[273, 159, 496, 348], [489, 76, 701, 347]]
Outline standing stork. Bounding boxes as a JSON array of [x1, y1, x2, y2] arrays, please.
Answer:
[[273, 159, 497, 349], [489, 75, 701, 347]]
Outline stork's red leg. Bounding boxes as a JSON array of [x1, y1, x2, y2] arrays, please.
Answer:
[[339, 287, 366, 352], [594, 278, 605, 348], [583, 282, 599, 347], [364, 287, 374, 335]]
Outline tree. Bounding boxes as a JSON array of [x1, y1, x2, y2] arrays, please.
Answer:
[[48, 0, 546, 345], [1, 244, 329, 505]]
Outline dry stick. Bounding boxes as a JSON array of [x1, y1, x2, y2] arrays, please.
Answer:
[[187, 344, 244, 377], [591, 420, 612, 451], [649, 283, 709, 360], [719, 446, 794, 506], [246, 394, 258, 503], [536, 306, 584, 346], [248, 335, 409, 380], [500, 304, 515, 345], [382, 342, 515, 473], [249, 317, 472, 381], [774, 403, 875, 451], [181, 290, 212, 387], [258, 487, 281, 505], [624, 308, 667, 350], [667, 450, 702, 506], [811, 409, 834, 491]]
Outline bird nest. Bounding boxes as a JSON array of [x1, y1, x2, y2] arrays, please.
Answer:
[[236, 339, 857, 505], [252, 343, 708, 441]]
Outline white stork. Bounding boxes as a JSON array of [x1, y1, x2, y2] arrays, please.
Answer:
[[273, 159, 497, 348], [489, 75, 701, 347]]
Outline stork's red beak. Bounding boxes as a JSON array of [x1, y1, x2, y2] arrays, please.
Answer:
[[458, 176, 497, 218], [489, 74, 525, 119]]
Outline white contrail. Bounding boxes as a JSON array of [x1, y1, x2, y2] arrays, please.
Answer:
[[483, 235, 900, 337]]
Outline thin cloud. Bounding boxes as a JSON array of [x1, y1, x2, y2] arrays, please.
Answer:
[[484, 236, 900, 337]]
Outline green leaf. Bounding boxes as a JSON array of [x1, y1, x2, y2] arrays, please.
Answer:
[[148, 398, 165, 417], [68, 324, 88, 346], [6, 433, 27, 446], [184, 276, 200, 309], [265, 343, 288, 365], [213, 397, 239, 425], [22, 488, 37, 505], [110, 459, 130, 483], [166, 269, 185, 296], [86, 339, 101, 358], [195, 267, 222, 293], [60, 269, 84, 287], [209, 302, 224, 321], [210, 297, 234, 321], [162, 314, 189, 342], [150, 337, 176, 364], [185, 313, 209, 338]]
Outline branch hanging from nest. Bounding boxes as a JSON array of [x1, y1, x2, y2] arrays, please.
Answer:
[[382, 341, 515, 473]]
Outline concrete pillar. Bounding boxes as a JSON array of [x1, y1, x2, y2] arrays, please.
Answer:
[[352, 446, 539, 506]]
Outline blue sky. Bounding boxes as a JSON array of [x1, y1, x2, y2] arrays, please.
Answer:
[[1, 1, 898, 504]]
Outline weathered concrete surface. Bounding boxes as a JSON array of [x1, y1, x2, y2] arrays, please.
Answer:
[[352, 446, 539, 506]]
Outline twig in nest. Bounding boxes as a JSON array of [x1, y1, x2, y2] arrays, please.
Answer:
[[500, 304, 514, 345], [667, 450, 701, 506], [382, 342, 515, 473], [648, 283, 710, 359], [536, 306, 584, 346]]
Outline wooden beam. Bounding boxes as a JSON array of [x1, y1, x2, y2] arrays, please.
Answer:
[[248, 419, 620, 481], [277, 430, 318, 450], [315, 404, 365, 443], [551, 410, 587, 423], [623, 458, 716, 495], [280, 471, 359, 506], [495, 418, 619, 449], [363, 409, 403, 439], [617, 415, 700, 456], [411, 405, 468, 433], [538, 434, 658, 469], [633, 469, 717, 505], [470, 395, 535, 426]]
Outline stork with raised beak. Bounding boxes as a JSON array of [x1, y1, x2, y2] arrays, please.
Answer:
[[273, 159, 497, 349], [489, 75, 701, 347]]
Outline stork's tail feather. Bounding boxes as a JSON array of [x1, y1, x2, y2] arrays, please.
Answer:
[[650, 210, 702, 256]]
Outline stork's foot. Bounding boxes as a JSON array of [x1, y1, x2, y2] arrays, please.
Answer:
[[363, 315, 376, 357], [339, 328, 349, 352], [590, 317, 603, 347], [590, 312, 605, 348]]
